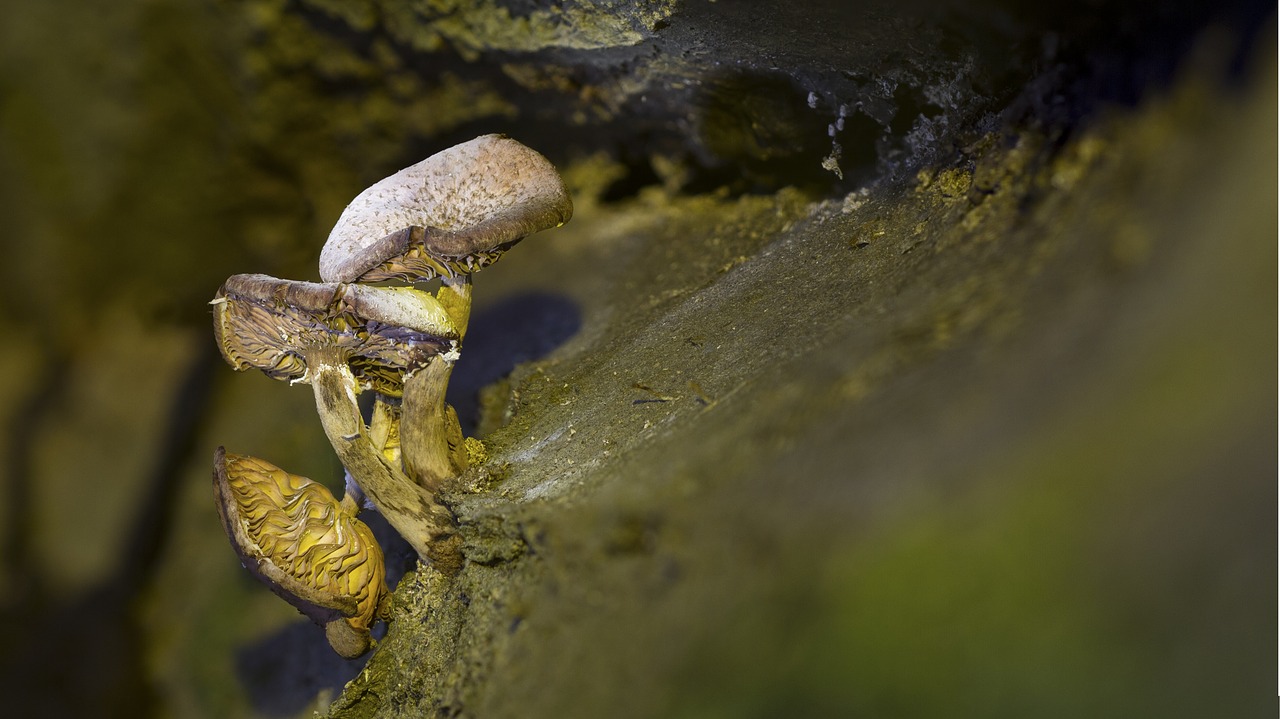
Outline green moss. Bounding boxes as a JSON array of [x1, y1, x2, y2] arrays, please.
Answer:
[[372, 0, 677, 59]]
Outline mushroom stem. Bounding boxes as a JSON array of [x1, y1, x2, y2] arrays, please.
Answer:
[[339, 470, 366, 515], [368, 394, 402, 466], [401, 276, 471, 491], [401, 356, 467, 493], [438, 275, 473, 339], [308, 351, 462, 573]]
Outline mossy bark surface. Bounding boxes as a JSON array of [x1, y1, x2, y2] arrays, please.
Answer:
[[327, 49, 1276, 719]]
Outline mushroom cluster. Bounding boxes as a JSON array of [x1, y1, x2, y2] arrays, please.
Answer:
[[209, 135, 572, 657]]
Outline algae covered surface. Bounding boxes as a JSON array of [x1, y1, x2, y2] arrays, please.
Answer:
[[324, 56, 1276, 718]]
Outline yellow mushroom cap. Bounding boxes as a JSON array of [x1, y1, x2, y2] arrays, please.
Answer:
[[212, 447, 388, 658]]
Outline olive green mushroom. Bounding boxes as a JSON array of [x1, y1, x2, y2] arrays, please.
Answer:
[[213, 447, 388, 658], [211, 273, 463, 572], [316, 135, 573, 492]]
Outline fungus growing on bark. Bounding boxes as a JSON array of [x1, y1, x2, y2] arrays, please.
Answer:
[[210, 136, 573, 582], [211, 274, 463, 572], [316, 135, 572, 491], [213, 447, 387, 658]]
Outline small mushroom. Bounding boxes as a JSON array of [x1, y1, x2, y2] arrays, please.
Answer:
[[212, 273, 462, 572], [367, 364, 470, 496], [212, 447, 388, 658], [317, 134, 572, 284]]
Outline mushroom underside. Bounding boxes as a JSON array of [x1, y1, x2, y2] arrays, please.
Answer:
[[213, 274, 455, 397], [212, 447, 388, 657]]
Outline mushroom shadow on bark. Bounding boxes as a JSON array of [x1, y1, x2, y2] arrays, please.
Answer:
[[233, 621, 383, 718], [446, 292, 582, 435]]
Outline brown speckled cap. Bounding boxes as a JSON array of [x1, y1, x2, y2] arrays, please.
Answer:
[[318, 134, 573, 283]]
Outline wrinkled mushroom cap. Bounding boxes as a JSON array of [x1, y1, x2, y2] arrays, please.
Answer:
[[318, 134, 573, 283], [212, 447, 388, 658], [212, 273, 458, 397]]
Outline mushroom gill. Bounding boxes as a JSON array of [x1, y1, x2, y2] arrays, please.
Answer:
[[213, 447, 388, 658], [211, 274, 463, 571]]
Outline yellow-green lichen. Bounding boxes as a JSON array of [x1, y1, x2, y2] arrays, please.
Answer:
[[376, 0, 677, 60]]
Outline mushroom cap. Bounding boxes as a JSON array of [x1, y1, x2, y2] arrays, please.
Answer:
[[212, 273, 458, 396], [318, 134, 573, 283], [212, 447, 388, 657]]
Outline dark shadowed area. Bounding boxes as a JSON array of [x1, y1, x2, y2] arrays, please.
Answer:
[[447, 293, 582, 434]]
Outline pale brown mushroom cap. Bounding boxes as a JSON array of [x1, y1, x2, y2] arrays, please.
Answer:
[[212, 273, 459, 396], [212, 447, 388, 658], [318, 134, 573, 283]]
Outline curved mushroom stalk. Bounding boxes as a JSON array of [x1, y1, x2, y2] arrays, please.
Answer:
[[212, 447, 388, 658], [368, 389, 467, 493], [318, 134, 574, 285], [400, 355, 469, 494], [308, 353, 463, 573], [437, 275, 473, 339], [369, 393, 403, 467], [316, 136, 573, 493], [401, 275, 473, 492], [213, 274, 463, 572]]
